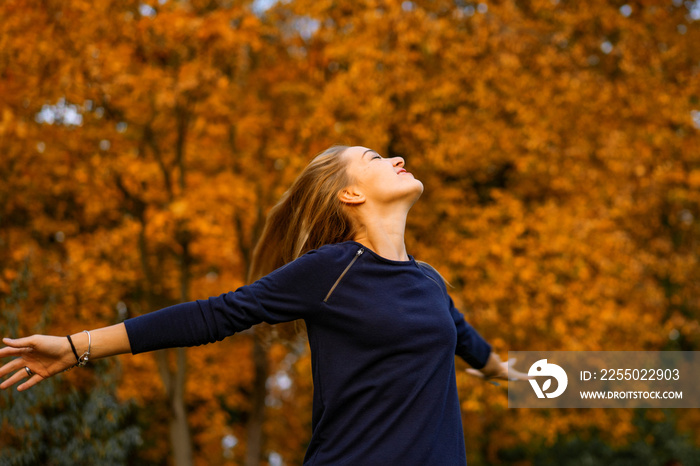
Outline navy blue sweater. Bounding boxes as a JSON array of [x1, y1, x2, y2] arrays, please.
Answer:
[[124, 241, 492, 465]]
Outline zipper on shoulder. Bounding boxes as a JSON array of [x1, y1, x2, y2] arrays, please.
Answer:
[[323, 247, 364, 303]]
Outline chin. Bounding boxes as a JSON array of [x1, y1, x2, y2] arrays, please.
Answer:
[[413, 179, 424, 195], [407, 180, 424, 203]]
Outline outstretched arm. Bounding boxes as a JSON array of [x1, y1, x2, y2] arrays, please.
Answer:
[[1, 245, 340, 391], [0, 323, 131, 392]]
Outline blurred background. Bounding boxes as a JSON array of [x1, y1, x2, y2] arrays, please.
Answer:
[[1, 0, 699, 464]]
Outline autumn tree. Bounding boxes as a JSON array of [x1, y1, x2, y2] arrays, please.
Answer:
[[0, 0, 316, 463], [266, 0, 700, 462], [2, 0, 699, 465]]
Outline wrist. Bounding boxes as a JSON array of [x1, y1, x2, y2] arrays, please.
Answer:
[[62, 336, 76, 365], [67, 331, 92, 366]]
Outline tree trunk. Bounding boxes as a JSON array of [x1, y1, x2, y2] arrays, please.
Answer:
[[245, 333, 268, 466], [155, 348, 194, 466], [131, 208, 195, 466]]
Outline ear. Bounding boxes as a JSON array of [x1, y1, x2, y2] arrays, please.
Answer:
[[338, 186, 366, 205]]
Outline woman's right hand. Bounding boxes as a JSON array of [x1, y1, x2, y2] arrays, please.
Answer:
[[0, 335, 76, 391]]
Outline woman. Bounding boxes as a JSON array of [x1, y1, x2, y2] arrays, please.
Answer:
[[0, 145, 525, 465]]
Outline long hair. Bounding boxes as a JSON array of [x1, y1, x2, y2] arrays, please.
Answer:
[[248, 145, 357, 282]]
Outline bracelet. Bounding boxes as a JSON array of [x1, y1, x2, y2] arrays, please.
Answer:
[[66, 334, 81, 365], [65, 330, 92, 367], [78, 330, 91, 367]]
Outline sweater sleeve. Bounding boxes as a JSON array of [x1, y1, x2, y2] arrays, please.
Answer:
[[447, 295, 492, 369], [124, 248, 334, 354]]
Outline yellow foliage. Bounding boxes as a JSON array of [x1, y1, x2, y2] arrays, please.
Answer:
[[1, 0, 699, 463]]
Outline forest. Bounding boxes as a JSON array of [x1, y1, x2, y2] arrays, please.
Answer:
[[1, 0, 699, 464]]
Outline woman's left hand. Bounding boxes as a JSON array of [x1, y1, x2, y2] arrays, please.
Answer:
[[466, 352, 532, 382]]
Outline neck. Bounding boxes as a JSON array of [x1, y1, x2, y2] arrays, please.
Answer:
[[352, 206, 410, 262]]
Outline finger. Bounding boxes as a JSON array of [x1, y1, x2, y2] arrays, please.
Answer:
[[0, 367, 30, 390], [0, 345, 30, 359], [509, 370, 535, 381], [0, 337, 34, 359], [17, 374, 44, 392], [0, 357, 27, 379], [510, 368, 532, 377], [466, 369, 504, 386], [2, 336, 35, 348]]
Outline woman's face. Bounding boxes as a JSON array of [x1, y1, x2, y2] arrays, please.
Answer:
[[341, 146, 424, 207]]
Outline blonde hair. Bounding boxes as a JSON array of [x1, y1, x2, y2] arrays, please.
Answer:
[[248, 145, 357, 282]]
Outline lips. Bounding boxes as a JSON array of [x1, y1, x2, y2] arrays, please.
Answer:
[[397, 168, 407, 175]]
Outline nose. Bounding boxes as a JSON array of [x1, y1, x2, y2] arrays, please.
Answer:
[[392, 157, 405, 168]]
